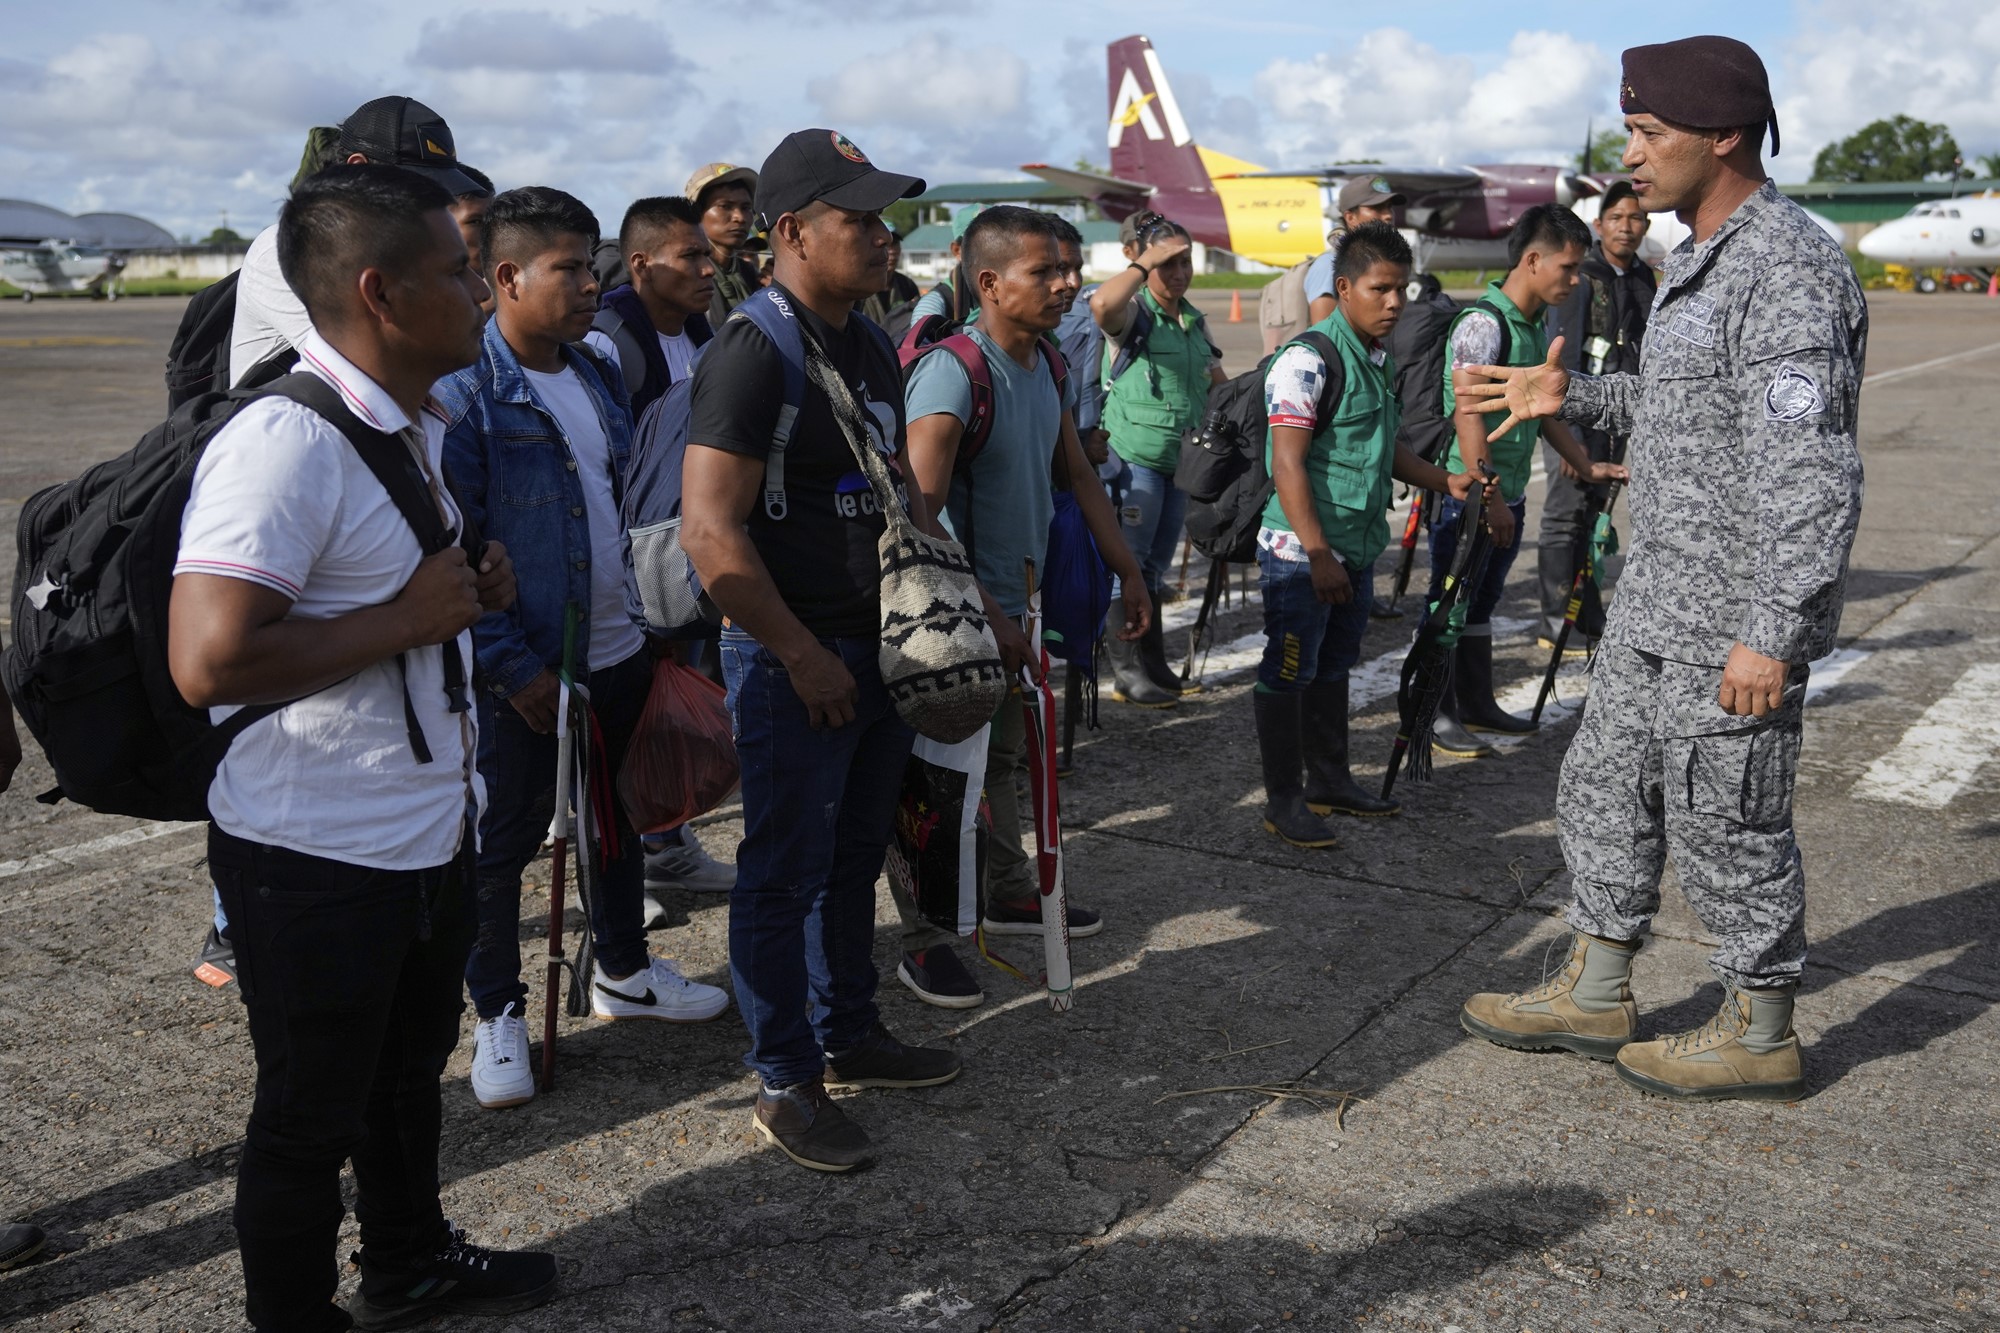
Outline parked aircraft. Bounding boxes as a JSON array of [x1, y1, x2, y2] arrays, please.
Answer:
[[1023, 35, 1615, 271], [1857, 192, 2000, 287], [0, 241, 125, 300]]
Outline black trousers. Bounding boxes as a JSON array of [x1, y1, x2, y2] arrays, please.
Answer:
[[1536, 434, 1619, 638], [210, 825, 474, 1333]]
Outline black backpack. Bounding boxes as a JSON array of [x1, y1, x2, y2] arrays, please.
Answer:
[[1175, 329, 1342, 564], [4, 374, 475, 822], [590, 238, 630, 294], [1388, 283, 1512, 464], [163, 269, 303, 411]]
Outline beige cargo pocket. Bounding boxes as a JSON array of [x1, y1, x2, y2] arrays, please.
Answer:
[[1684, 723, 1800, 827]]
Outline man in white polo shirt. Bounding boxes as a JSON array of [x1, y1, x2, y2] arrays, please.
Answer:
[[168, 163, 556, 1333]]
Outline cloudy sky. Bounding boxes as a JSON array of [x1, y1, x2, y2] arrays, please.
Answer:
[[2, 0, 1993, 240]]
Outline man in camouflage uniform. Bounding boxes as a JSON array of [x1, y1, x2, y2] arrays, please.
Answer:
[[1454, 35, 1866, 1102]]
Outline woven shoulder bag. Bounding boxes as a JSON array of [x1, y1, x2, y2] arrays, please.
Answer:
[[801, 332, 1008, 743]]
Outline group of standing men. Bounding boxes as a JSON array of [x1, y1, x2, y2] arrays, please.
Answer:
[[0, 29, 1866, 1333]]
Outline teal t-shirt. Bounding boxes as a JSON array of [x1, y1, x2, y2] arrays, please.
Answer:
[[911, 285, 949, 325], [905, 325, 1079, 616]]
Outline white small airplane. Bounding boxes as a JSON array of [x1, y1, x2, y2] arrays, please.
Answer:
[[1857, 192, 2000, 287], [0, 241, 126, 301]]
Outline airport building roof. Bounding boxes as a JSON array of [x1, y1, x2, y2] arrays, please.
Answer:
[[1778, 179, 2000, 223], [901, 220, 1122, 253], [0, 200, 179, 248], [912, 180, 1080, 205]]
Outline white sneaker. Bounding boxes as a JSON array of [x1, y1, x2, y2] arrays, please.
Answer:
[[470, 1003, 536, 1109], [642, 893, 672, 929], [591, 956, 730, 1023], [642, 831, 735, 894]]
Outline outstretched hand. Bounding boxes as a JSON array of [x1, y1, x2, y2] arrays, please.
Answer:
[[1456, 336, 1570, 443]]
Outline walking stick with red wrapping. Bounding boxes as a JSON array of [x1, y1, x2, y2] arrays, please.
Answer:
[[1021, 561, 1074, 1012], [1385, 488, 1430, 612]]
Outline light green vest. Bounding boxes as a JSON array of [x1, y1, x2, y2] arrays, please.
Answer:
[[1442, 282, 1548, 501], [1260, 310, 1400, 568], [1101, 286, 1212, 474]]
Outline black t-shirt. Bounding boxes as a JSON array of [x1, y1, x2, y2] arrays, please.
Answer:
[[687, 282, 908, 637]]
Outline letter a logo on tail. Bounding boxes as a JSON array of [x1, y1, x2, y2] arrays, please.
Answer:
[[1108, 72, 1162, 148], [1105, 35, 1205, 192]]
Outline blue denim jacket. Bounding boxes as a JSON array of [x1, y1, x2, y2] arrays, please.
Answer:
[[436, 318, 642, 697]]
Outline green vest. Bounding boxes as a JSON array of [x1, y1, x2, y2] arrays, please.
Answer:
[[1101, 286, 1212, 473], [1442, 282, 1547, 501], [1259, 310, 1400, 568]]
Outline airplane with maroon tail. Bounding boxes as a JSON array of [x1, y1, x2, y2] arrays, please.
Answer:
[[1022, 35, 1611, 271]]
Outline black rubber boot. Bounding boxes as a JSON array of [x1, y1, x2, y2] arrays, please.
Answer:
[[1139, 586, 1197, 695], [1430, 688, 1494, 758], [1254, 690, 1339, 848], [1107, 630, 1176, 708], [1456, 635, 1537, 735], [1302, 678, 1399, 816]]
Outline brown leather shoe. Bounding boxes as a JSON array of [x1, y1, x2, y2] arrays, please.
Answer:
[[1460, 932, 1639, 1061], [753, 1078, 875, 1172], [1615, 986, 1805, 1102]]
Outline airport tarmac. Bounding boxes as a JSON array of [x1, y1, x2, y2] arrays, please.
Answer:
[[1, 289, 1997, 1331]]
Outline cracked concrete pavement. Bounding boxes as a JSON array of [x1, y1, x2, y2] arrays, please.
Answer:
[[2, 291, 1996, 1331]]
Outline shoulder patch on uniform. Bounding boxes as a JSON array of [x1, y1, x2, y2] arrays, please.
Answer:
[[1765, 361, 1826, 422]]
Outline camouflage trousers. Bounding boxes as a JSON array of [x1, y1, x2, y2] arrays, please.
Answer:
[[1558, 642, 1810, 990]]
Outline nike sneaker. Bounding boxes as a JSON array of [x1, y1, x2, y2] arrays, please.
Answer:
[[590, 956, 729, 1023]]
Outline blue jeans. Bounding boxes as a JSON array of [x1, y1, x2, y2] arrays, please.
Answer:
[[1255, 549, 1371, 693], [465, 649, 651, 1020], [1426, 495, 1528, 631], [1105, 453, 1188, 596], [721, 629, 915, 1088]]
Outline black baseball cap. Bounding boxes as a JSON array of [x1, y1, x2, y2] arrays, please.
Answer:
[[753, 129, 924, 232], [337, 96, 480, 195]]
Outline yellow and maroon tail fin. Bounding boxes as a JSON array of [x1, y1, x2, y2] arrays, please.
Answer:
[[1106, 35, 1210, 195]]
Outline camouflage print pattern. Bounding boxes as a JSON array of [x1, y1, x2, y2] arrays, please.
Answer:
[[1560, 642, 1808, 990], [1560, 180, 1868, 669], [1547, 181, 1865, 990]]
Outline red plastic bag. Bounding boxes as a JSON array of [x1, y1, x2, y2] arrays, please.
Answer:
[[616, 659, 740, 835]]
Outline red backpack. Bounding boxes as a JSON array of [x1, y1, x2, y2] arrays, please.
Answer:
[[896, 313, 1069, 471]]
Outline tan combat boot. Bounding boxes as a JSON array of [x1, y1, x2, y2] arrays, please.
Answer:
[[1615, 985, 1805, 1102], [1459, 932, 1639, 1061]]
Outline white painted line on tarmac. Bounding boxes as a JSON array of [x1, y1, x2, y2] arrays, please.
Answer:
[[1805, 646, 1871, 703], [1187, 616, 1538, 698], [1850, 661, 2000, 809], [0, 820, 200, 880], [1862, 339, 2000, 388]]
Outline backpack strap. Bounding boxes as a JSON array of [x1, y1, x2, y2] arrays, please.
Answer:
[[1290, 329, 1346, 431], [1465, 297, 1515, 367], [258, 373, 481, 761], [733, 288, 808, 521]]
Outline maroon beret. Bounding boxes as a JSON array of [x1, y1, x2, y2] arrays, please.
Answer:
[[1619, 35, 1779, 155]]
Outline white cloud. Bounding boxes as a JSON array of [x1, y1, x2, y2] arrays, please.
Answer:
[[808, 33, 1026, 131], [1254, 27, 1611, 168], [1775, 0, 2000, 179], [411, 10, 684, 75]]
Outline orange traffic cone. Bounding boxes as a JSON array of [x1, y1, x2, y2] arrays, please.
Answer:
[[1989, 270, 1998, 298], [1228, 288, 1243, 322]]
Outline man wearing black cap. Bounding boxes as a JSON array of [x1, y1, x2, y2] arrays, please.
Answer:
[[230, 96, 482, 385], [1456, 36, 1867, 1104], [680, 129, 962, 1174]]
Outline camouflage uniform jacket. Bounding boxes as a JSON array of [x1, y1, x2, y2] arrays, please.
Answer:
[[1561, 180, 1867, 668]]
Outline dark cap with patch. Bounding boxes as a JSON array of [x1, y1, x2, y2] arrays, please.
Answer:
[[1338, 175, 1406, 213], [1619, 35, 1779, 155], [753, 129, 925, 232], [337, 96, 480, 194]]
